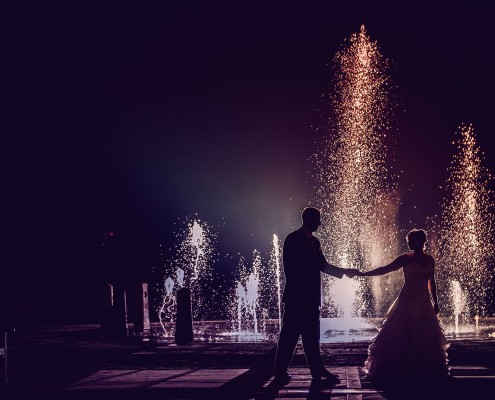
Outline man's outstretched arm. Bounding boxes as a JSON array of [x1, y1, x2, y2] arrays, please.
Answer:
[[321, 263, 346, 279]]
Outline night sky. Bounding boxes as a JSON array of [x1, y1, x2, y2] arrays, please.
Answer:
[[5, 4, 495, 323]]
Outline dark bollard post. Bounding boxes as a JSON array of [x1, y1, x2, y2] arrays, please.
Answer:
[[101, 283, 128, 338], [101, 283, 114, 334], [113, 285, 128, 337], [175, 287, 193, 345], [133, 282, 150, 332]]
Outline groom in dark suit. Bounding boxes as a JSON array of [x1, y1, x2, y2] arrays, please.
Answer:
[[273, 207, 358, 387]]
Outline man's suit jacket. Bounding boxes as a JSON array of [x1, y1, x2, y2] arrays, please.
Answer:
[[281, 228, 344, 307]]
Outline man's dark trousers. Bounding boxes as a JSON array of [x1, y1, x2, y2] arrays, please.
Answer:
[[274, 303, 324, 378]]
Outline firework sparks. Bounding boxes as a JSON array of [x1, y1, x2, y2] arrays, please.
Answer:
[[437, 124, 494, 317], [314, 25, 400, 317]]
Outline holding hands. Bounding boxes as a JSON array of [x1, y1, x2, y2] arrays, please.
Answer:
[[344, 268, 363, 278]]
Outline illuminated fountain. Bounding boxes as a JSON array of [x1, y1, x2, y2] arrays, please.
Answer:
[[227, 239, 283, 341], [435, 124, 495, 334], [157, 275, 176, 335], [156, 218, 216, 327], [450, 279, 467, 333], [313, 25, 401, 325], [148, 30, 495, 344], [154, 217, 283, 342], [233, 253, 261, 338], [150, 26, 405, 342], [270, 234, 283, 330]]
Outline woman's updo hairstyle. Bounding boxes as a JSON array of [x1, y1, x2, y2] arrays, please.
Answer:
[[406, 228, 428, 251]]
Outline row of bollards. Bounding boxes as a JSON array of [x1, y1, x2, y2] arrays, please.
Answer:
[[100, 282, 193, 346], [101, 282, 150, 338], [0, 283, 192, 387]]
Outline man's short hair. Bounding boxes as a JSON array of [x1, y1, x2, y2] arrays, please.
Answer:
[[302, 207, 321, 222]]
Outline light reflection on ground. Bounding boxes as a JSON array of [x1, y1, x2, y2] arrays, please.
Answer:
[[138, 317, 495, 344]]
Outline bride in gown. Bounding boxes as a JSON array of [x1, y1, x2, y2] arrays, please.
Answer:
[[357, 228, 450, 381]]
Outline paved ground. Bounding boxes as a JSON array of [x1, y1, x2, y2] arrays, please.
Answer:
[[2, 324, 495, 399]]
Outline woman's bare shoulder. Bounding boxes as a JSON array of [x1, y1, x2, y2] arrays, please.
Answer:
[[425, 253, 435, 265], [400, 251, 414, 260]]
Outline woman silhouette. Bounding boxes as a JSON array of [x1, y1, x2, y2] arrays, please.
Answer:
[[357, 228, 450, 381]]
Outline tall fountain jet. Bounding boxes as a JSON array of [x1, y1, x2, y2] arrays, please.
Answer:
[[157, 217, 216, 327], [271, 234, 283, 330], [231, 252, 262, 338], [314, 25, 400, 318], [191, 221, 205, 280], [437, 124, 494, 320]]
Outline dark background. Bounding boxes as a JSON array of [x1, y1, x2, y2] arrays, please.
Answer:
[[4, 3, 495, 324]]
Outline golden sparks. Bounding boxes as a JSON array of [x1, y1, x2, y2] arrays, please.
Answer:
[[437, 124, 494, 317], [314, 26, 400, 317]]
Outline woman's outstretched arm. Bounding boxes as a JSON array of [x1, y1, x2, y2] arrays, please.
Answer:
[[428, 257, 440, 314], [360, 254, 405, 277]]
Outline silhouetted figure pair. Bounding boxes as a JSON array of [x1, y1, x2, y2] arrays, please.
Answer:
[[273, 209, 449, 391]]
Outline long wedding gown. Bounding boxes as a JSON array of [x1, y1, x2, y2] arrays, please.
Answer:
[[364, 257, 450, 381]]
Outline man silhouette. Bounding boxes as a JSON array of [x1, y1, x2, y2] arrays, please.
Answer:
[[273, 207, 358, 387]]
